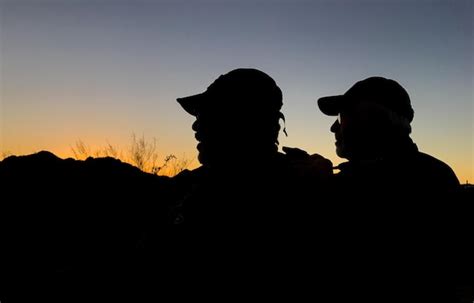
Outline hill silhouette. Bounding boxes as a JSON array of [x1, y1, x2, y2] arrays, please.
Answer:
[[0, 151, 175, 301]]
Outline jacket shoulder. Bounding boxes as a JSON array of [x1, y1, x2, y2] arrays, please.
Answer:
[[415, 152, 460, 187]]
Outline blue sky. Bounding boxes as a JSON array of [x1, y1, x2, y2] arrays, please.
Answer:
[[1, 0, 472, 181]]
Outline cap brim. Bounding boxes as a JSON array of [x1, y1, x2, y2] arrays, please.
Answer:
[[177, 92, 208, 116], [317, 95, 346, 116]]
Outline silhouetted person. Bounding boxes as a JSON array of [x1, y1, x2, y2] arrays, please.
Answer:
[[315, 76, 464, 302], [157, 68, 338, 301], [317, 76, 459, 194], [172, 68, 331, 227]]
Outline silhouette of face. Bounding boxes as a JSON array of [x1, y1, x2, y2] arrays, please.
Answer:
[[330, 112, 354, 159], [330, 102, 388, 160], [192, 109, 238, 166], [192, 108, 280, 167]]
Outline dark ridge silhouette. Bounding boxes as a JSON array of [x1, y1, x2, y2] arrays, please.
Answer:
[[0, 151, 175, 301]]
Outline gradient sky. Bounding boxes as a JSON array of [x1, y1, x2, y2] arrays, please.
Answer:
[[1, 0, 472, 182]]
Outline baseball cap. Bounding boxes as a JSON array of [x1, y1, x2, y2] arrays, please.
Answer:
[[317, 77, 414, 122], [177, 68, 283, 116]]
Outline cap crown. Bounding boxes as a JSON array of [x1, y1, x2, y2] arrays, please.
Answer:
[[345, 77, 414, 122]]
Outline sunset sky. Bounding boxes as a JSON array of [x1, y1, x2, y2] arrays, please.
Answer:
[[1, 0, 472, 182]]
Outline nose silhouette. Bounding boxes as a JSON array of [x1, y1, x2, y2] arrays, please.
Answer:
[[330, 120, 339, 133]]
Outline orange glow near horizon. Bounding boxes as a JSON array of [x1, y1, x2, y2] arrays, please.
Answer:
[[2, 138, 472, 183]]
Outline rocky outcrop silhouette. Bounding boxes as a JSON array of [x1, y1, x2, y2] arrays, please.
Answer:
[[0, 151, 173, 301]]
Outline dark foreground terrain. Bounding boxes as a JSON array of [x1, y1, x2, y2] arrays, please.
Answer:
[[0, 151, 175, 301], [0, 151, 472, 302]]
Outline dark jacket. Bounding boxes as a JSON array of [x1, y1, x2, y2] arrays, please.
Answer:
[[334, 141, 459, 196], [327, 141, 464, 302], [169, 151, 324, 227]]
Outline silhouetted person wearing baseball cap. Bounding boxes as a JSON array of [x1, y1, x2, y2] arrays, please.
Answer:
[[162, 68, 333, 294], [318, 76, 459, 193], [173, 68, 332, 226], [177, 68, 285, 169], [316, 76, 462, 302]]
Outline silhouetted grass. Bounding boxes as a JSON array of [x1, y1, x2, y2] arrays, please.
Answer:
[[70, 134, 193, 176]]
